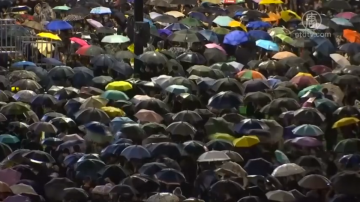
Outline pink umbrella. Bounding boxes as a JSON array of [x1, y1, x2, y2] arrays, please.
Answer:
[[0, 168, 21, 186], [291, 137, 322, 147], [131, 95, 152, 104], [336, 12, 357, 20], [4, 195, 30, 202], [205, 43, 227, 55], [135, 109, 163, 123], [86, 19, 103, 28], [70, 37, 89, 47]]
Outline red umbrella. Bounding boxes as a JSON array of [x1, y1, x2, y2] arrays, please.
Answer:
[[310, 65, 332, 75], [75, 45, 105, 57], [70, 37, 88, 47]]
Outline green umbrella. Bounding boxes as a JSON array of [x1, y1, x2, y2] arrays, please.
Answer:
[[314, 98, 339, 111], [0, 134, 20, 144], [334, 138, 360, 154], [298, 84, 323, 97], [180, 17, 203, 27], [212, 27, 230, 35], [268, 27, 288, 37], [101, 90, 129, 101], [275, 150, 290, 164], [53, 5, 71, 11]]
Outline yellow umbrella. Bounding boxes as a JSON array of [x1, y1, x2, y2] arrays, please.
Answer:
[[105, 81, 133, 91], [210, 133, 236, 142], [101, 106, 126, 118], [280, 10, 301, 22], [332, 117, 360, 129], [228, 21, 247, 32], [259, 0, 283, 4], [233, 136, 260, 148], [32, 40, 55, 58], [202, 0, 221, 3], [272, 51, 297, 60], [37, 32, 62, 41], [294, 72, 313, 78]]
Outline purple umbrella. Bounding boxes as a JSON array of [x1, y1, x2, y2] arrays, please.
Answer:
[[4, 195, 30, 202], [158, 29, 173, 36], [291, 137, 322, 147]]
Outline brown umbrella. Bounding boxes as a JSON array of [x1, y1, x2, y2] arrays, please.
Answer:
[[22, 20, 45, 31], [298, 174, 330, 190], [0, 181, 12, 194]]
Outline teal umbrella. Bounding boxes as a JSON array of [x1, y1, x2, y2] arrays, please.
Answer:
[[213, 16, 234, 27], [275, 150, 290, 164], [53, 5, 71, 11], [101, 90, 129, 101], [314, 98, 339, 111], [292, 124, 324, 137], [0, 134, 20, 144], [165, 85, 189, 95]]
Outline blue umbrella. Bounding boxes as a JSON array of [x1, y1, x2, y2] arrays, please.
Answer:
[[234, 11, 245, 17], [248, 30, 272, 41], [158, 29, 172, 36], [46, 20, 73, 31], [165, 23, 189, 31], [256, 39, 279, 51], [247, 21, 272, 29], [310, 37, 336, 56], [110, 117, 135, 133], [81, 121, 110, 135], [12, 61, 36, 69], [331, 17, 353, 27], [267, 78, 281, 88], [199, 30, 219, 43], [101, 143, 132, 157], [63, 153, 85, 168], [234, 119, 268, 134], [41, 58, 63, 66], [339, 43, 360, 55], [90, 6, 112, 14], [121, 145, 151, 160], [292, 124, 324, 137], [223, 30, 249, 46], [213, 16, 234, 27], [189, 12, 208, 22], [196, 77, 216, 90], [139, 162, 167, 176], [208, 91, 242, 109], [339, 154, 360, 169]]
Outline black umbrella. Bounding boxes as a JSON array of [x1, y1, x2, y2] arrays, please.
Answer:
[[211, 78, 243, 94], [12, 90, 36, 103], [92, 76, 114, 89], [270, 86, 298, 100], [172, 110, 202, 124], [62, 188, 89, 201], [148, 142, 187, 159], [22, 150, 56, 163], [0, 102, 30, 116], [108, 61, 134, 80], [183, 140, 208, 157], [90, 54, 118, 69], [31, 94, 57, 107], [206, 139, 233, 151], [260, 98, 301, 116], [74, 108, 111, 124], [243, 92, 272, 107], [98, 165, 128, 183], [177, 52, 207, 66], [141, 122, 166, 136], [208, 91, 242, 110], [0, 142, 12, 161], [115, 50, 136, 60], [333, 106, 360, 118], [243, 79, 270, 94], [142, 134, 172, 145], [204, 48, 227, 65], [11, 79, 42, 92], [48, 65, 75, 81], [168, 30, 206, 43], [244, 158, 273, 176], [101, 143, 131, 157], [45, 178, 76, 201], [96, 27, 116, 34], [155, 168, 186, 185], [8, 70, 39, 83], [324, 0, 351, 10], [242, 10, 268, 18], [121, 174, 159, 193], [187, 65, 225, 79], [121, 145, 151, 160], [176, 93, 202, 110], [139, 162, 167, 176], [135, 98, 170, 115], [331, 172, 360, 195], [138, 51, 168, 66], [168, 77, 197, 91], [209, 180, 244, 200], [41, 137, 63, 147], [166, 121, 197, 136]]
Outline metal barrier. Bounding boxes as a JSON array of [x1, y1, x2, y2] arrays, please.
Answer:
[[0, 19, 18, 54], [15, 36, 62, 68]]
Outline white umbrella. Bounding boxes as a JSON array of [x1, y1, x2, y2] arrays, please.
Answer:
[[149, 12, 162, 20], [330, 53, 351, 68], [271, 163, 305, 177], [197, 151, 230, 162], [146, 193, 179, 202], [151, 75, 172, 88], [165, 11, 185, 18], [101, 35, 130, 44], [321, 82, 344, 105], [266, 190, 295, 202]]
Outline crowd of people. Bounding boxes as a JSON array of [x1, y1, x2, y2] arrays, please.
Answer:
[[0, 0, 359, 201]]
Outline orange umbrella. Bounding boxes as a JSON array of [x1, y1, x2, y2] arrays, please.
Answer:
[[262, 12, 281, 23], [236, 70, 266, 80], [272, 51, 297, 59], [343, 29, 360, 43]]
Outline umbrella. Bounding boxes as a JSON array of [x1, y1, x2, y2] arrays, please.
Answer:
[[90, 6, 111, 14], [29, 122, 57, 134], [44, 178, 76, 201], [154, 15, 178, 23], [62, 188, 88, 201], [155, 168, 186, 185], [332, 117, 360, 128], [331, 172, 360, 195], [75, 108, 111, 125], [256, 39, 279, 51], [101, 35, 130, 44], [168, 30, 206, 43], [271, 163, 305, 177], [223, 31, 249, 46], [135, 109, 163, 123], [291, 137, 323, 147], [121, 145, 151, 160], [177, 52, 206, 65], [22, 150, 55, 163], [166, 121, 196, 136], [197, 151, 230, 162], [236, 70, 266, 80], [208, 91, 242, 109], [46, 20, 72, 31], [292, 124, 324, 137], [233, 136, 260, 148], [180, 17, 203, 27], [298, 174, 330, 189], [76, 45, 105, 57], [139, 51, 168, 66], [266, 190, 295, 202], [213, 16, 234, 27], [334, 138, 360, 154], [165, 23, 189, 31], [146, 193, 179, 202]]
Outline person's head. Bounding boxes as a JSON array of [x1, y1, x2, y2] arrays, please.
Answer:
[[322, 88, 328, 94]]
